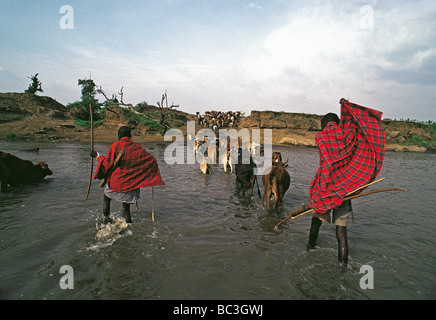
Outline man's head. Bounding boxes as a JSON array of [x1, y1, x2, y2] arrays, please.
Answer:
[[321, 113, 340, 130], [118, 126, 132, 140]]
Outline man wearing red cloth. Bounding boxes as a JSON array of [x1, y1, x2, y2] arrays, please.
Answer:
[[90, 126, 165, 224], [307, 99, 385, 266]]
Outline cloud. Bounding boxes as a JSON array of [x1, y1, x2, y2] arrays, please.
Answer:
[[239, 4, 371, 111], [2, 1, 435, 121], [244, 3, 377, 80], [246, 2, 261, 9], [237, 2, 436, 119]]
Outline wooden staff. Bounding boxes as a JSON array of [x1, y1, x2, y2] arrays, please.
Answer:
[[151, 186, 155, 222], [99, 151, 125, 187], [273, 187, 407, 231], [85, 105, 93, 200]]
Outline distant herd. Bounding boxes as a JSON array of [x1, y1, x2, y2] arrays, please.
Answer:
[[196, 110, 245, 132]]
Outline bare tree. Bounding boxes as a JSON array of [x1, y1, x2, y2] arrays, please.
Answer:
[[97, 85, 141, 114], [97, 86, 179, 134], [157, 90, 179, 134]]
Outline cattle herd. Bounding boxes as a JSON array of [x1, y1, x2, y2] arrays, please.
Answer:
[[1, 135, 291, 209], [194, 135, 290, 209], [196, 110, 245, 132]]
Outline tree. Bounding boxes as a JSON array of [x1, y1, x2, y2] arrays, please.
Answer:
[[24, 73, 43, 94], [66, 77, 102, 120], [78, 78, 96, 100], [77, 78, 101, 117], [157, 90, 179, 135]]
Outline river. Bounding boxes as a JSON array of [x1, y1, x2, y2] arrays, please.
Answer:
[[0, 140, 435, 300]]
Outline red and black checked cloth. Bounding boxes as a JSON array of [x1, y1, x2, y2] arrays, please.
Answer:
[[94, 137, 165, 192], [309, 99, 385, 214]]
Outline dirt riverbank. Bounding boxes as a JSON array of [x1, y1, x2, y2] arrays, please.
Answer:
[[1, 92, 435, 153]]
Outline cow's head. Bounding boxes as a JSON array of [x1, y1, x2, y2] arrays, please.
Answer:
[[272, 152, 282, 165], [35, 162, 53, 176], [272, 152, 289, 168]]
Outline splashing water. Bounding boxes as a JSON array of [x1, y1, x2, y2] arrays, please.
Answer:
[[86, 218, 133, 251]]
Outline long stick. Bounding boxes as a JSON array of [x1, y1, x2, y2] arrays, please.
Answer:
[[85, 104, 93, 200], [151, 186, 155, 222], [273, 187, 407, 231]]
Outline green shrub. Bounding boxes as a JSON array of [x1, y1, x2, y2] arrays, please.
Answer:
[[121, 109, 161, 130], [5, 132, 16, 141]]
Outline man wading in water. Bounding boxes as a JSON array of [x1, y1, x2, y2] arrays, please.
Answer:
[[307, 99, 385, 267], [90, 126, 165, 224]]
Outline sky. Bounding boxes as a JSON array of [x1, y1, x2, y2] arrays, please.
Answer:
[[1, 0, 435, 121]]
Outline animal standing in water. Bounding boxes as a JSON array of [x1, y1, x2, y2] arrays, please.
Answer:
[[0, 151, 53, 192], [262, 152, 290, 209], [234, 147, 260, 197]]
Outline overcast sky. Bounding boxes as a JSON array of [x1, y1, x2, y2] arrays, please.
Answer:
[[1, 0, 435, 121]]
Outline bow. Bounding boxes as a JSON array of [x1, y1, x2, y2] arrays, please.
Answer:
[[85, 104, 94, 200], [273, 185, 407, 230]]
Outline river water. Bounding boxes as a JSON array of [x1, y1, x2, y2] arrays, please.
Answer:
[[0, 140, 435, 300]]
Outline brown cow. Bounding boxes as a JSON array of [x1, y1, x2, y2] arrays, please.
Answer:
[[271, 151, 288, 167], [0, 151, 53, 192], [262, 152, 290, 209]]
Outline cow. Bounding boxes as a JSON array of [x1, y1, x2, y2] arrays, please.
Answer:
[[262, 152, 290, 209], [272, 151, 288, 167], [221, 150, 232, 173], [234, 147, 260, 197], [0, 151, 53, 192], [221, 136, 233, 173], [194, 136, 206, 156]]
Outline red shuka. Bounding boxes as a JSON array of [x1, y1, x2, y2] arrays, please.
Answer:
[[309, 99, 385, 214], [94, 137, 165, 192]]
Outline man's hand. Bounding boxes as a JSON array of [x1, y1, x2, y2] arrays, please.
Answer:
[[90, 150, 99, 158]]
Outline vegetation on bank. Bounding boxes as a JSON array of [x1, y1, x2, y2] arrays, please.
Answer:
[[63, 76, 183, 135], [0, 73, 435, 151], [382, 119, 436, 148]]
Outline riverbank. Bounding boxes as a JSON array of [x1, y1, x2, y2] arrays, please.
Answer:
[[1, 92, 435, 152]]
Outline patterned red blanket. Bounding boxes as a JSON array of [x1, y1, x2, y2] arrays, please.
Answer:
[[94, 137, 165, 192], [309, 99, 385, 214]]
